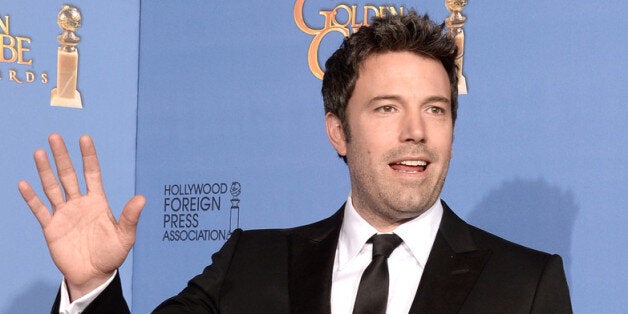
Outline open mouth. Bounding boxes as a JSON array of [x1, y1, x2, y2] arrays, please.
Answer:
[[389, 160, 428, 173]]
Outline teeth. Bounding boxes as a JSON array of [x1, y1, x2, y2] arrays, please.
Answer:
[[400, 160, 427, 166]]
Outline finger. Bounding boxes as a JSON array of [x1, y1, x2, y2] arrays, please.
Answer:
[[18, 180, 52, 228], [78, 135, 105, 195], [49, 133, 81, 199], [118, 195, 145, 238], [34, 148, 66, 210]]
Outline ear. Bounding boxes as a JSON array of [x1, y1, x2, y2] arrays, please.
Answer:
[[325, 112, 347, 157], [451, 130, 455, 158]]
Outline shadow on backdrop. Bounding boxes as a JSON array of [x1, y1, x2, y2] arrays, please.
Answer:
[[467, 177, 578, 284], [5, 279, 57, 314]]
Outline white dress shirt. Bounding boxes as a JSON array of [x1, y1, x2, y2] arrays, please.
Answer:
[[331, 196, 443, 314]]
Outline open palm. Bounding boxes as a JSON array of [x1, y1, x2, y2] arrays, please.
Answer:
[[18, 133, 144, 299]]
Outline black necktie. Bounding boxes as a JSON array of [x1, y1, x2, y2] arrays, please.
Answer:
[[353, 233, 403, 314]]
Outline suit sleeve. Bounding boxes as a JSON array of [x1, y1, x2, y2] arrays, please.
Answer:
[[50, 229, 243, 314], [530, 254, 573, 314], [152, 228, 243, 313], [51, 272, 131, 314]]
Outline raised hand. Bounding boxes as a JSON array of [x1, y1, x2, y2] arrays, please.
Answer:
[[18, 133, 145, 301]]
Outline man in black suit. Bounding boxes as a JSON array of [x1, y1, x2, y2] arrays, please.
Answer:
[[20, 12, 571, 313]]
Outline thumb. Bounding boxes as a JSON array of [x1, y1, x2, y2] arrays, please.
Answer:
[[118, 195, 145, 236]]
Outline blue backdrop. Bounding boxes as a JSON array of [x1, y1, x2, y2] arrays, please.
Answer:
[[2, 1, 626, 313], [1, 1, 139, 312]]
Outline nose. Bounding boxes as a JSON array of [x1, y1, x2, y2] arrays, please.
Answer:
[[399, 111, 426, 143]]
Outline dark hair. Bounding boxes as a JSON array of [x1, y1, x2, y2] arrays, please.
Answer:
[[322, 11, 459, 142]]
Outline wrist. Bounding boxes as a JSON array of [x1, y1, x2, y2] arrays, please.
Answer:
[[66, 271, 116, 302]]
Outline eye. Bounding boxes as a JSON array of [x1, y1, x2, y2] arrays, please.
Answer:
[[376, 105, 396, 113], [426, 106, 445, 115]]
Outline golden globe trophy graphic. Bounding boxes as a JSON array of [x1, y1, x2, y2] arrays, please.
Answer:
[[229, 182, 241, 233], [51, 5, 83, 108], [445, 0, 468, 94]]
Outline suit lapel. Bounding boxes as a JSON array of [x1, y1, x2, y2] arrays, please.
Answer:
[[287, 207, 344, 314], [410, 202, 491, 313]]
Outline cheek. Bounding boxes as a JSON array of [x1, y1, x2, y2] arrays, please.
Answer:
[[430, 134, 454, 158], [353, 134, 388, 158], [432, 124, 454, 144]]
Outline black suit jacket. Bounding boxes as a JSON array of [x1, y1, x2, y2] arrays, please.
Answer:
[[53, 202, 572, 313]]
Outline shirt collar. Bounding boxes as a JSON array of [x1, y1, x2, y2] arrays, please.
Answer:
[[337, 195, 443, 269]]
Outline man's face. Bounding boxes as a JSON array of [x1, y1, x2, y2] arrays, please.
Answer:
[[326, 51, 454, 231]]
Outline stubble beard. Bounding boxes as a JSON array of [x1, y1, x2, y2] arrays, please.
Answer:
[[348, 146, 450, 228]]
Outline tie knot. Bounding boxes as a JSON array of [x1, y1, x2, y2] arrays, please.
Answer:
[[370, 234, 402, 258]]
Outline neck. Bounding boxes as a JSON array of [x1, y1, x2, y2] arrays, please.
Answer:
[[352, 205, 417, 233]]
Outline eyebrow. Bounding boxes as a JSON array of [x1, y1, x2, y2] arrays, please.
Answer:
[[425, 95, 451, 104], [368, 94, 450, 105]]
